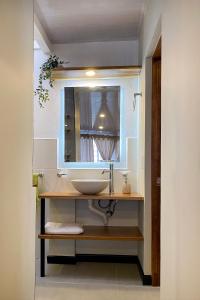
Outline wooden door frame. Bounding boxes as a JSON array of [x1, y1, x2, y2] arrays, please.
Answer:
[[151, 38, 161, 286]]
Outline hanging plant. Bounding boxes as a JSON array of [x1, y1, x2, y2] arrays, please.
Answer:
[[35, 55, 65, 107]]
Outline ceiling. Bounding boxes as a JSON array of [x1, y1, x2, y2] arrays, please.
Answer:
[[35, 0, 145, 44]]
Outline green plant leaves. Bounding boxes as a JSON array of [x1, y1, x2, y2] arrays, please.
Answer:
[[35, 55, 64, 107]]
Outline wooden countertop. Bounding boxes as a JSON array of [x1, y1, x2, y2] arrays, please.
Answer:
[[39, 192, 144, 201]]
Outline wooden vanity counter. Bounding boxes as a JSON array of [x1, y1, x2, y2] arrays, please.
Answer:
[[39, 192, 144, 201], [38, 192, 144, 277]]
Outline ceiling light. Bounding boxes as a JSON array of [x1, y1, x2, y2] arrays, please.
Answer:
[[99, 113, 106, 118], [98, 126, 104, 130], [88, 83, 97, 88], [86, 70, 96, 77]]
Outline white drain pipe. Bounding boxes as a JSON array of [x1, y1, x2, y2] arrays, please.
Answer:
[[88, 200, 108, 226]]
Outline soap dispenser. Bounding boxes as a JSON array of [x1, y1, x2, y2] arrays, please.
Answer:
[[121, 171, 131, 194]]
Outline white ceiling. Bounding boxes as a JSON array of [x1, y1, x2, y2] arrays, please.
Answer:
[[35, 0, 145, 44]]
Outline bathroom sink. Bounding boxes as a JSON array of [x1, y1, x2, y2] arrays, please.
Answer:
[[71, 179, 110, 195]]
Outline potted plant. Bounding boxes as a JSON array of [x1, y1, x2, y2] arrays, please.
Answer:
[[35, 54, 66, 107]]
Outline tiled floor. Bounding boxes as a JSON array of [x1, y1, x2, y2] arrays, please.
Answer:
[[35, 262, 160, 300]]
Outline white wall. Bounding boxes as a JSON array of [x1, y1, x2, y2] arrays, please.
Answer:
[[141, 0, 200, 299], [161, 1, 200, 299], [34, 49, 142, 260], [137, 0, 163, 276], [138, 58, 153, 275], [0, 1, 35, 299], [34, 51, 139, 138], [53, 40, 139, 67], [139, 0, 162, 64]]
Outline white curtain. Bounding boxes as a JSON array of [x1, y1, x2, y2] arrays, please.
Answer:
[[79, 90, 93, 131], [93, 91, 116, 133], [94, 137, 116, 161], [112, 138, 120, 161], [80, 136, 94, 162], [76, 87, 120, 162]]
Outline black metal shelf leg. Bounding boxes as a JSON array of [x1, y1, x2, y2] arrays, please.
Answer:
[[40, 239, 45, 277]]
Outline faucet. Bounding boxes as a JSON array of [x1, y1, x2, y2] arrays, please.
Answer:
[[102, 162, 114, 195]]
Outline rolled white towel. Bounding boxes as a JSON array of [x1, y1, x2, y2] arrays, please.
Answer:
[[45, 222, 84, 235]]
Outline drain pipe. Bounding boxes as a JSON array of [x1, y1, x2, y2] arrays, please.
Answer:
[[88, 200, 108, 226]]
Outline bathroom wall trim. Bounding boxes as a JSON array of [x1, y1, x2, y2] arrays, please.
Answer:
[[47, 254, 138, 264], [136, 256, 152, 286], [47, 254, 152, 285]]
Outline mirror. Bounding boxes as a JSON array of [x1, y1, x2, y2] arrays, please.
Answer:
[[64, 86, 120, 162]]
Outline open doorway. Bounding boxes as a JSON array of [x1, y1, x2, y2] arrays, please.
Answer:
[[33, 1, 160, 299], [151, 38, 161, 286]]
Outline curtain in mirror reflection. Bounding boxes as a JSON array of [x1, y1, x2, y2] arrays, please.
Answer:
[[64, 86, 120, 162]]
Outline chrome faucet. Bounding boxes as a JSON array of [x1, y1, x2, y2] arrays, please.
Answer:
[[102, 162, 114, 195]]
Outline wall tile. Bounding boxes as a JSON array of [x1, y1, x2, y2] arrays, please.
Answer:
[[33, 139, 57, 169]]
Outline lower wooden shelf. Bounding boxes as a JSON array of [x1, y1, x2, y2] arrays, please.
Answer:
[[38, 226, 143, 241]]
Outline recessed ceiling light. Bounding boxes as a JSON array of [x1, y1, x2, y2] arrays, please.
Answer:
[[98, 126, 104, 130], [99, 114, 106, 118], [86, 70, 96, 77]]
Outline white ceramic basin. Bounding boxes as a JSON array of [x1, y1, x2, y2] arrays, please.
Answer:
[[71, 179, 110, 195]]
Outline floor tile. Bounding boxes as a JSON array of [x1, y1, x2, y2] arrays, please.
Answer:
[[35, 262, 160, 300]]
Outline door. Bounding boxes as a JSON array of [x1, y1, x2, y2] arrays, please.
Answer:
[[151, 39, 161, 286]]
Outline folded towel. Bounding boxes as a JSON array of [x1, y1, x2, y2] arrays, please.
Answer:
[[45, 222, 84, 235], [32, 173, 40, 208], [32, 173, 39, 187]]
